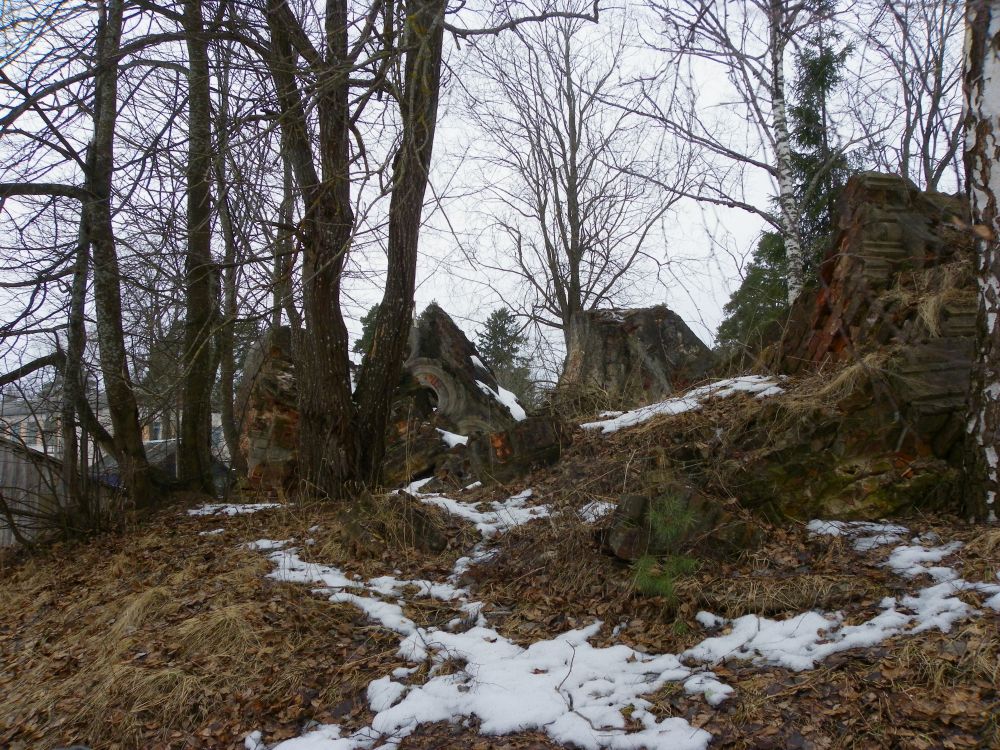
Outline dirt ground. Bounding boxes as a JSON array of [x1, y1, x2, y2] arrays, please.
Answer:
[[0, 427, 998, 749]]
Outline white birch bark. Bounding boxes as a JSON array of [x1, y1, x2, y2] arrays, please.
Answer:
[[770, 0, 805, 304], [964, 0, 1000, 522]]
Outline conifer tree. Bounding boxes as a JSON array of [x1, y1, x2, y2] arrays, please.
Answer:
[[477, 308, 536, 406], [716, 11, 852, 354], [353, 304, 381, 358]]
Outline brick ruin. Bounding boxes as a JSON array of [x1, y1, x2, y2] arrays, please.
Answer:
[[776, 171, 976, 462]]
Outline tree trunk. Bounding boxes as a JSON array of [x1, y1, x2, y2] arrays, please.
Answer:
[[265, 0, 358, 498], [354, 0, 447, 485], [87, 0, 154, 508], [963, 0, 1000, 522], [179, 0, 217, 493], [274, 147, 295, 331], [770, 0, 804, 304], [213, 41, 247, 478], [215, 175, 243, 479], [61, 218, 90, 519]]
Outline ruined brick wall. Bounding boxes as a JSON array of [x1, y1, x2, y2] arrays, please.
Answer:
[[559, 305, 715, 410], [776, 172, 976, 461]]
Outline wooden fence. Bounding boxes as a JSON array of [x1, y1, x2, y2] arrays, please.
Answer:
[[0, 437, 116, 547]]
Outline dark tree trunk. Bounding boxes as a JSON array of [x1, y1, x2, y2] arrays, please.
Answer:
[[963, 0, 1000, 522], [179, 0, 218, 492], [265, 0, 358, 498], [354, 0, 447, 485], [274, 147, 296, 331], [87, 0, 154, 508], [61, 219, 90, 518]]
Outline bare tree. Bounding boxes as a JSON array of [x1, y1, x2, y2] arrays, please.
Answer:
[[260, 1, 601, 496], [850, 0, 965, 191], [647, 0, 846, 302], [177, 0, 218, 493], [963, 0, 1000, 523], [86, 0, 156, 507], [464, 7, 683, 347], [1, 0, 603, 510]]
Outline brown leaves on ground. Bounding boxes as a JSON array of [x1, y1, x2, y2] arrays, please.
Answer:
[[0, 500, 402, 749], [0, 476, 998, 749]]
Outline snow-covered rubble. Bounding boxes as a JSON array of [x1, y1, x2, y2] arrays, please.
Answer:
[[581, 376, 784, 434], [232, 491, 1000, 750]]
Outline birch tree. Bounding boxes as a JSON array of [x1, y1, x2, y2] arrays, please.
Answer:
[[963, 0, 1000, 523], [648, 0, 840, 303]]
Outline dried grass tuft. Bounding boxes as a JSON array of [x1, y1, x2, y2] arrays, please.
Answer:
[[784, 351, 892, 413], [108, 586, 175, 646], [72, 662, 205, 745], [173, 603, 261, 661], [693, 573, 881, 618], [882, 260, 975, 337]]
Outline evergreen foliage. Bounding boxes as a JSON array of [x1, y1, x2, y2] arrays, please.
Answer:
[[353, 304, 381, 357], [789, 8, 853, 270], [716, 9, 852, 354], [477, 308, 536, 406], [716, 233, 789, 352], [477, 308, 526, 371], [632, 554, 698, 603]]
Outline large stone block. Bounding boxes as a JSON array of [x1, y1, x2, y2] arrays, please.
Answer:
[[467, 414, 570, 484], [559, 306, 713, 411]]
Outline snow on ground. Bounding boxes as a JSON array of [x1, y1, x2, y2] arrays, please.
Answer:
[[579, 500, 617, 523], [227, 495, 1000, 750], [581, 376, 784, 434], [415, 488, 549, 539], [436, 428, 468, 448], [807, 519, 909, 551], [188, 502, 281, 516]]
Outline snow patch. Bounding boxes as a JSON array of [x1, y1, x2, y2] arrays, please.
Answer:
[[579, 500, 616, 523], [806, 519, 909, 551], [436, 428, 469, 448], [416, 489, 549, 539], [244, 502, 1000, 750], [581, 376, 783, 434], [476, 380, 527, 421], [189, 502, 280, 516]]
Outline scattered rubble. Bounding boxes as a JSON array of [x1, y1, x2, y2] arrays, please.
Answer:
[[236, 307, 534, 491]]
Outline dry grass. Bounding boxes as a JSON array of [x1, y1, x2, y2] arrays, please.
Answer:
[[691, 573, 887, 618], [107, 586, 176, 645], [782, 350, 892, 413], [1, 417, 997, 750], [878, 259, 975, 340], [958, 527, 1000, 582], [174, 603, 262, 661], [0, 498, 410, 749]]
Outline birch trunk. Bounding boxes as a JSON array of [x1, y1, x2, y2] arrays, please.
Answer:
[[963, 0, 1000, 522], [770, 0, 805, 304]]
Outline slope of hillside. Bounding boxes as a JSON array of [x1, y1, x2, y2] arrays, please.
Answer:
[[1, 378, 998, 750]]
